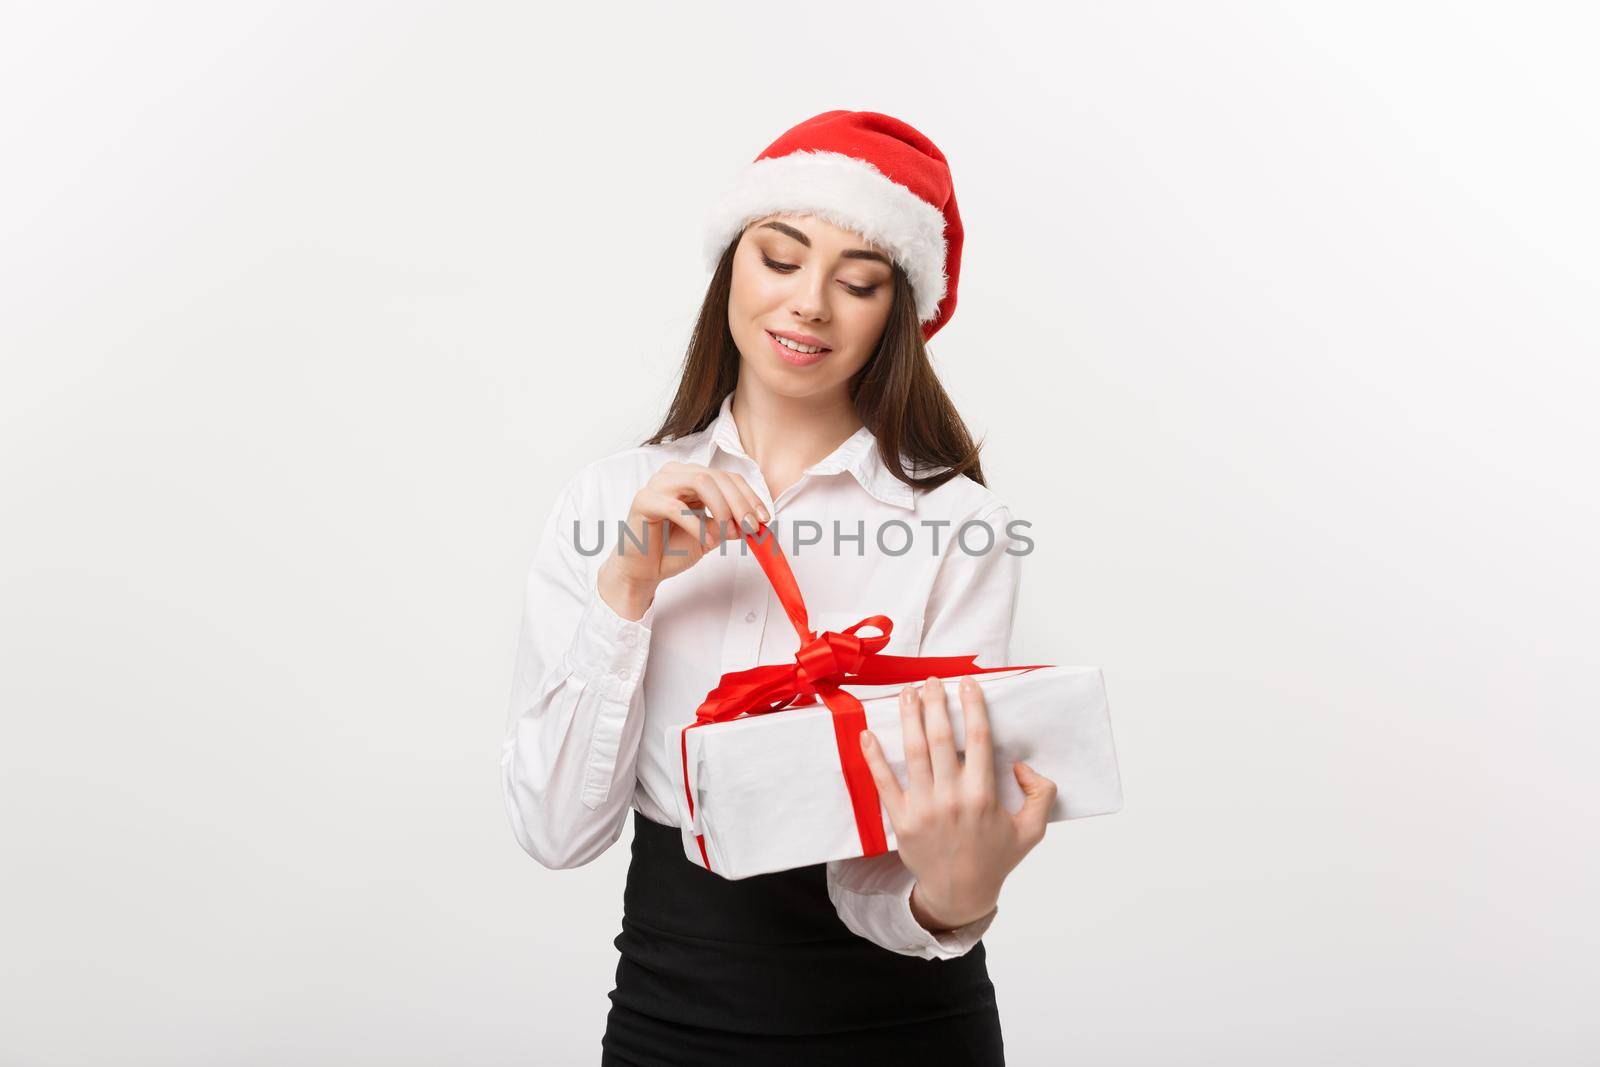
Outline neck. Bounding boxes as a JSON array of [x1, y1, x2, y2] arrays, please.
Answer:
[[730, 380, 862, 499]]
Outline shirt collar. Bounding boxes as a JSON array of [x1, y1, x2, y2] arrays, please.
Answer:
[[686, 391, 915, 510]]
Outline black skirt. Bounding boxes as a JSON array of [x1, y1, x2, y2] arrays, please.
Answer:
[[601, 811, 1005, 1066]]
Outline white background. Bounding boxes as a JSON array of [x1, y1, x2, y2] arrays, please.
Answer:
[[3, 2, 1596, 1064]]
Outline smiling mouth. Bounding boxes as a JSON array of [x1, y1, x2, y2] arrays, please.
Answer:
[[766, 330, 832, 365]]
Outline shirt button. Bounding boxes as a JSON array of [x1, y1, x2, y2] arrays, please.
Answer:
[[744, 610, 757, 623], [615, 667, 630, 680], [620, 630, 637, 647]]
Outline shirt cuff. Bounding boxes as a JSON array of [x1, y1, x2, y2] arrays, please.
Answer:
[[569, 579, 654, 704], [891, 879, 998, 960]]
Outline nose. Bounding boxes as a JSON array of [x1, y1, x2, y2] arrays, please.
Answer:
[[788, 268, 831, 324]]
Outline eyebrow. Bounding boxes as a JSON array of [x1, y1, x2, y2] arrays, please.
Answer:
[[757, 220, 894, 268]]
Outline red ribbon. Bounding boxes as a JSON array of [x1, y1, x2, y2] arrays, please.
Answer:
[[680, 521, 1048, 871]]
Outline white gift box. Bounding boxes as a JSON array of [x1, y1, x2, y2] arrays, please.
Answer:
[[666, 665, 1122, 879]]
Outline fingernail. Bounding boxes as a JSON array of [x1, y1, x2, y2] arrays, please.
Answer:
[[740, 514, 756, 533], [961, 676, 977, 690], [859, 730, 874, 749]]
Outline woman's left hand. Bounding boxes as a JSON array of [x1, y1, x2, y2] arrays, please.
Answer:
[[858, 675, 1058, 933]]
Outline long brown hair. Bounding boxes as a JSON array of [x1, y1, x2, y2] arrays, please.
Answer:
[[643, 232, 986, 490]]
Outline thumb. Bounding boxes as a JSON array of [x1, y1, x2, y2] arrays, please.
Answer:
[[1011, 761, 1058, 848]]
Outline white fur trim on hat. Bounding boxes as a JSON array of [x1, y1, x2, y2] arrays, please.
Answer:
[[703, 150, 948, 324]]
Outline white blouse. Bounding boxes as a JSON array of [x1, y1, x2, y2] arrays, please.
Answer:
[[500, 390, 1025, 959]]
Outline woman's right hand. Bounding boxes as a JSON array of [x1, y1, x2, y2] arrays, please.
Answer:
[[596, 461, 769, 620]]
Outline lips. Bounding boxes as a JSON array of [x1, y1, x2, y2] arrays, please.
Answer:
[[765, 330, 830, 367]]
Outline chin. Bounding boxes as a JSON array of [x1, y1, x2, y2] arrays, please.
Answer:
[[737, 355, 836, 400]]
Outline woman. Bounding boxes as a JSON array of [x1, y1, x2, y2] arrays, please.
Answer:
[[501, 110, 1057, 1065]]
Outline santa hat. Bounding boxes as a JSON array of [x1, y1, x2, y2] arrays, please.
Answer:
[[703, 110, 964, 341]]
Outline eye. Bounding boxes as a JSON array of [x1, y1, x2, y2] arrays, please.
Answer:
[[762, 252, 879, 299]]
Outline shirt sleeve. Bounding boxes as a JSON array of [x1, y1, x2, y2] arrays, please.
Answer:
[[500, 467, 656, 869], [825, 501, 1022, 958]]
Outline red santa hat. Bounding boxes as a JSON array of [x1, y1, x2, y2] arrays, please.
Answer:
[[703, 110, 964, 341]]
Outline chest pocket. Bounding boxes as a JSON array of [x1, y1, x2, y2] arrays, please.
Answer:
[[808, 609, 925, 659]]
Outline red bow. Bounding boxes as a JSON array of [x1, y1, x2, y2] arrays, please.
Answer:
[[680, 521, 1047, 871]]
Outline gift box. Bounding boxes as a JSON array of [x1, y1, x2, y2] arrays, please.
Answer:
[[668, 664, 1122, 879], [662, 520, 1123, 880]]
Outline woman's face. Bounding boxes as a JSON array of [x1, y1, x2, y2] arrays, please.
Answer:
[[727, 212, 897, 400]]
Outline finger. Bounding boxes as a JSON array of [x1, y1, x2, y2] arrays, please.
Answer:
[[647, 463, 694, 507], [644, 490, 716, 552], [899, 684, 933, 793], [920, 676, 961, 787], [636, 490, 713, 555], [653, 468, 726, 543], [1010, 761, 1058, 849], [957, 676, 995, 796], [743, 474, 772, 523], [857, 730, 905, 825], [717, 470, 770, 528], [684, 473, 737, 544], [705, 470, 757, 536], [638, 479, 715, 547]]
